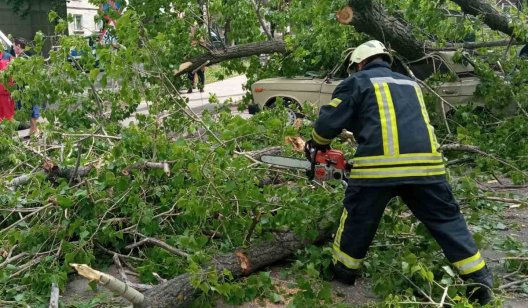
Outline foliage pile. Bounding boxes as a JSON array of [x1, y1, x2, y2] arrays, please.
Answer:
[[1, 0, 528, 307]]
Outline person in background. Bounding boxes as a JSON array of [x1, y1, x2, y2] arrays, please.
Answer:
[[0, 49, 14, 121], [187, 65, 205, 93], [1, 48, 12, 60], [187, 22, 206, 94], [11, 37, 40, 136]]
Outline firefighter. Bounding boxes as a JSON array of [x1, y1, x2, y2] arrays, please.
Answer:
[[304, 40, 493, 305]]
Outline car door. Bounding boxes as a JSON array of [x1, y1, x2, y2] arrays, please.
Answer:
[[434, 52, 481, 109], [319, 78, 342, 106]]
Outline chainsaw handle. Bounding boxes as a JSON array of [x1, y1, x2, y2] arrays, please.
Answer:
[[307, 148, 317, 181]]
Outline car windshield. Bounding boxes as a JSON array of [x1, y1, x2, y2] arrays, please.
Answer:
[[329, 48, 354, 79]]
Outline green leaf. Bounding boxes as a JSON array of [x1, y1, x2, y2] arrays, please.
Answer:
[[48, 11, 58, 22], [79, 230, 90, 241], [442, 265, 456, 277], [88, 280, 98, 291], [494, 222, 507, 230], [57, 196, 73, 209], [271, 292, 282, 303], [224, 181, 236, 193]]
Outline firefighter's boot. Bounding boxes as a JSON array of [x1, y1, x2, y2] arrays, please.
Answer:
[[331, 261, 360, 285], [462, 266, 494, 305]]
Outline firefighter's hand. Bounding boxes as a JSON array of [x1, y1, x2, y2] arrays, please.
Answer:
[[304, 139, 330, 161]]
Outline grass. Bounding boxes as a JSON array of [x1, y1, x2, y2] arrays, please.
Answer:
[[204, 64, 243, 84]]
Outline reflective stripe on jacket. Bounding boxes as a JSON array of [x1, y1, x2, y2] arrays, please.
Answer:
[[312, 60, 446, 186]]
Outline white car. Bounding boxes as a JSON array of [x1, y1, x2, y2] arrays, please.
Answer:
[[248, 49, 481, 118]]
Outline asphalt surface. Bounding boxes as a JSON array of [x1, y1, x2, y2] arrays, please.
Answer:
[[17, 75, 249, 137]]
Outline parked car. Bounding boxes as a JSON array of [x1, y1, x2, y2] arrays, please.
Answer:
[[248, 49, 481, 119], [209, 32, 225, 49]]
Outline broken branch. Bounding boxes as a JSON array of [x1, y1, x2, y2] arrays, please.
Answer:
[[71, 263, 144, 304], [483, 196, 527, 206], [439, 143, 527, 177], [49, 283, 59, 308], [125, 237, 189, 258], [499, 277, 528, 290]]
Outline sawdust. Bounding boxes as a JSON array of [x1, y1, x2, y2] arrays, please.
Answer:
[[284, 136, 305, 152]]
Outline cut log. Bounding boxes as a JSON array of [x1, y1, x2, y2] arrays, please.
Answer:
[[134, 228, 332, 308], [336, 6, 353, 24], [173, 40, 287, 77]]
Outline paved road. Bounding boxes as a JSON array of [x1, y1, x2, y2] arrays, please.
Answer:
[[18, 75, 249, 137]]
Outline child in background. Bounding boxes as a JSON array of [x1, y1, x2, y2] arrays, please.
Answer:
[[11, 37, 40, 136]]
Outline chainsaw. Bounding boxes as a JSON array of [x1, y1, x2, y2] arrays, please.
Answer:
[[260, 149, 352, 182]]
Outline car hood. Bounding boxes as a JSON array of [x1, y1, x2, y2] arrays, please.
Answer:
[[252, 77, 324, 92]]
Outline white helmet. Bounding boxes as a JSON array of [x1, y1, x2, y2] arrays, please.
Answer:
[[348, 40, 393, 71]]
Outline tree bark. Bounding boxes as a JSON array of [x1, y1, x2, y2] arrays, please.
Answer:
[[346, 0, 428, 61], [135, 229, 331, 308], [174, 40, 286, 77], [451, 0, 524, 40]]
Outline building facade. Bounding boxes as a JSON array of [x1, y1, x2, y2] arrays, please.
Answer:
[[67, 0, 101, 36], [0, 0, 67, 54]]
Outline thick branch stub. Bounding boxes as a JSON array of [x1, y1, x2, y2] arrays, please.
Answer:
[[173, 40, 286, 77], [336, 6, 354, 25], [70, 263, 144, 305]]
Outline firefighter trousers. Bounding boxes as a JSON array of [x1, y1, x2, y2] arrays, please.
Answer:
[[333, 182, 487, 277]]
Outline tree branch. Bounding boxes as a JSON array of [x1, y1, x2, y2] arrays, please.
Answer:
[[125, 237, 189, 258], [173, 40, 286, 77], [251, 0, 273, 40], [450, 0, 524, 41]]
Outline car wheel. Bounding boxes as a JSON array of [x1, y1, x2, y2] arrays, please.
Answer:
[[266, 97, 304, 125]]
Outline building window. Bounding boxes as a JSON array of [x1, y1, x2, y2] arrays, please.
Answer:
[[95, 19, 104, 31], [73, 15, 83, 31]]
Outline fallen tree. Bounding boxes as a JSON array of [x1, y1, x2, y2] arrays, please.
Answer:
[[171, 0, 527, 80], [134, 228, 332, 307], [3, 1, 528, 307]]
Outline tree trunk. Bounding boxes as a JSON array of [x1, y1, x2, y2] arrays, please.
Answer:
[[347, 0, 427, 61], [135, 229, 331, 308], [451, 0, 521, 40], [174, 40, 286, 77]]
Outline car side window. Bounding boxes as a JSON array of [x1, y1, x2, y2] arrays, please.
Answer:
[[409, 56, 451, 80]]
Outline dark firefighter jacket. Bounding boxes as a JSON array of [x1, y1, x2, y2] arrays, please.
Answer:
[[312, 60, 446, 186]]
